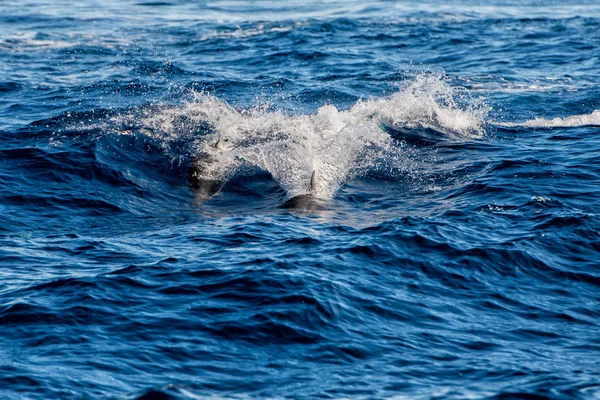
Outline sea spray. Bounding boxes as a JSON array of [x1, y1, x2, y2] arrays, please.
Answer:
[[102, 73, 490, 199]]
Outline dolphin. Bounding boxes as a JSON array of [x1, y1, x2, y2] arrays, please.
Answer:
[[280, 170, 326, 212], [187, 139, 226, 198], [188, 138, 327, 211]]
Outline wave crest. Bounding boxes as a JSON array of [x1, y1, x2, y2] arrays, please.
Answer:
[[106, 73, 488, 200]]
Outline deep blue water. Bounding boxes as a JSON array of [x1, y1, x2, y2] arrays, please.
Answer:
[[1, 1, 600, 399]]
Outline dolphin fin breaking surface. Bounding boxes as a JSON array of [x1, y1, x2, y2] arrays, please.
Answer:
[[280, 170, 326, 212]]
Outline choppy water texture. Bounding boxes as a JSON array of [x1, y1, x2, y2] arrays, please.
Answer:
[[2, 1, 600, 399]]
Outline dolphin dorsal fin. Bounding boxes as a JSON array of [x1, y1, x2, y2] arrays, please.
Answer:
[[309, 170, 317, 193]]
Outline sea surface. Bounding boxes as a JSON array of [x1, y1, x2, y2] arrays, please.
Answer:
[[1, 1, 600, 399]]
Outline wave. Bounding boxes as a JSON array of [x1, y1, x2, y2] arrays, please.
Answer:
[[103, 73, 488, 201]]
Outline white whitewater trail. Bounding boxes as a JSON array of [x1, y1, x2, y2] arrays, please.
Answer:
[[497, 109, 600, 128], [105, 73, 598, 202]]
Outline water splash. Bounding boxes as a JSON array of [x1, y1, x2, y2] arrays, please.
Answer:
[[105, 73, 489, 200], [370, 73, 489, 136]]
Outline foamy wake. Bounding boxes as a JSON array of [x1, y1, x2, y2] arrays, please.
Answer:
[[106, 74, 488, 200], [499, 110, 600, 128]]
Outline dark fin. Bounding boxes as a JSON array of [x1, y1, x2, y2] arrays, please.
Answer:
[[309, 170, 317, 193], [281, 171, 324, 212], [214, 139, 220, 148]]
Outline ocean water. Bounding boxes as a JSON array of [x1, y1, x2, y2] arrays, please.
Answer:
[[1, 0, 600, 398]]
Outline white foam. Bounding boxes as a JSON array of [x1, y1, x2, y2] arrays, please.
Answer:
[[495, 109, 600, 128], [0, 32, 72, 52], [0, 31, 130, 53], [518, 110, 600, 128], [105, 74, 488, 200], [198, 22, 306, 41]]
